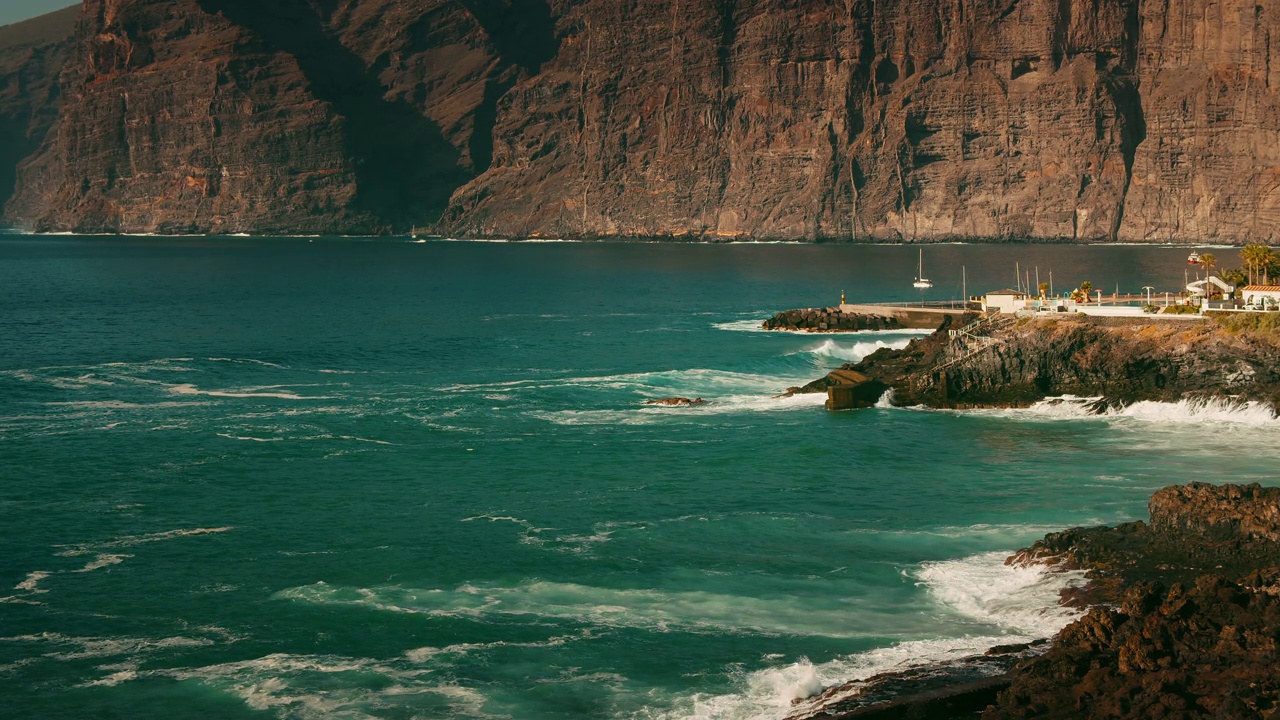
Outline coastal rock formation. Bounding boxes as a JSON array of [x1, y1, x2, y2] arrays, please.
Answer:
[[5, 0, 1280, 240], [0, 7, 76, 215], [645, 396, 705, 406], [810, 315, 1280, 411], [987, 575, 1280, 720], [987, 483, 1280, 720], [795, 483, 1280, 720]]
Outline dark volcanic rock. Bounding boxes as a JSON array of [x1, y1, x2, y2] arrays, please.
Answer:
[[6, 0, 1280, 238], [985, 483, 1280, 720], [1010, 483, 1280, 589], [810, 316, 1280, 411], [645, 396, 705, 406], [985, 576, 1280, 720], [763, 308, 901, 333], [797, 484, 1280, 720]]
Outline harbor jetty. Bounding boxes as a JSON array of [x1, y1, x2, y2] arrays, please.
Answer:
[[763, 302, 971, 332]]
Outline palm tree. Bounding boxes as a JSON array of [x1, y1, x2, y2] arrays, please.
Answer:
[[1038, 282, 1049, 299], [1240, 244, 1273, 285], [1201, 253, 1218, 298], [1080, 280, 1093, 303]]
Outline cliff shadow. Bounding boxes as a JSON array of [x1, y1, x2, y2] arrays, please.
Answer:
[[196, 0, 467, 229], [0, 118, 36, 214], [458, 0, 558, 73]]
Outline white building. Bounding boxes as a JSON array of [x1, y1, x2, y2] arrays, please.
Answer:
[[1241, 285, 1280, 309], [982, 289, 1030, 313]]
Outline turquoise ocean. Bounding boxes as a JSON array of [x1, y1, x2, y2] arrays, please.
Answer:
[[2, 237, 1277, 719]]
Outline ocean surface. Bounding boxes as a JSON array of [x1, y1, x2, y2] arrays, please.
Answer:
[[2, 237, 1277, 720]]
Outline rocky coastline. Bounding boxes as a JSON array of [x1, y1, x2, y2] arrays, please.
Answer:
[[795, 313, 1280, 413], [791, 483, 1280, 719]]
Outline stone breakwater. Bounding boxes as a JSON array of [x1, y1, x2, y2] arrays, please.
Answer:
[[790, 483, 1280, 720], [762, 308, 902, 332]]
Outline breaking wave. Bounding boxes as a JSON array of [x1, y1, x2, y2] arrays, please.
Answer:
[[794, 338, 913, 363], [987, 395, 1279, 426], [635, 550, 1085, 720]]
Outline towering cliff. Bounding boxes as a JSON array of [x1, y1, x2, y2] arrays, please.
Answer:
[[0, 7, 77, 216], [5, 0, 1280, 240]]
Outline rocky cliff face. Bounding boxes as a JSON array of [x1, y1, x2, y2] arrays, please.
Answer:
[[2, 0, 544, 234], [0, 7, 77, 217], [5, 0, 1280, 239]]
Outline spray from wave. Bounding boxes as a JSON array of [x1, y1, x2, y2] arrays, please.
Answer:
[[988, 395, 1279, 426], [636, 551, 1085, 720], [793, 338, 911, 363]]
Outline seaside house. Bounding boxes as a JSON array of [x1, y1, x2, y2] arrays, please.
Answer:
[[1241, 285, 1280, 310], [981, 289, 1030, 314]]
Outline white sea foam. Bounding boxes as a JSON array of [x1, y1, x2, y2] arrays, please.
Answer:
[[635, 551, 1085, 720], [276, 580, 895, 638], [795, 338, 913, 362], [403, 629, 595, 664], [148, 653, 491, 718], [206, 358, 289, 369], [216, 433, 284, 442], [165, 383, 333, 400], [980, 395, 1279, 426], [55, 526, 233, 556], [0, 632, 214, 661], [462, 515, 640, 553], [75, 553, 132, 573], [635, 634, 1025, 720], [915, 551, 1087, 637], [14, 571, 50, 593]]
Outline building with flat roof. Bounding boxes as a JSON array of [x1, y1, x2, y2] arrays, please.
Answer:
[[982, 289, 1030, 313]]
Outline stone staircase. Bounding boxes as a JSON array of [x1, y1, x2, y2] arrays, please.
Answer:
[[932, 311, 1014, 375]]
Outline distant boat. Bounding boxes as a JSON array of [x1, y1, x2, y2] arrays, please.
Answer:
[[912, 248, 933, 289], [1188, 251, 1201, 265]]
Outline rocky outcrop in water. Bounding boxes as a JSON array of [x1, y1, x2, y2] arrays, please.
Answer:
[[810, 315, 1280, 411], [6, 0, 1280, 239]]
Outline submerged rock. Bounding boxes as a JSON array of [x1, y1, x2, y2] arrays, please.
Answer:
[[645, 397, 705, 407]]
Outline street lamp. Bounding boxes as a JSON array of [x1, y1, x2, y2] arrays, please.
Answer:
[[1142, 286, 1154, 304]]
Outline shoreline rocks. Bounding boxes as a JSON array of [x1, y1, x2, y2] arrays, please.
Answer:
[[793, 483, 1280, 720], [810, 315, 1280, 412]]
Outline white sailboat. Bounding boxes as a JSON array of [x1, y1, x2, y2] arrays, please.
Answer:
[[912, 247, 933, 289]]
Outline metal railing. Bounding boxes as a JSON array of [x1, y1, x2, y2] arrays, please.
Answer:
[[933, 311, 1013, 375], [854, 300, 976, 309]]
